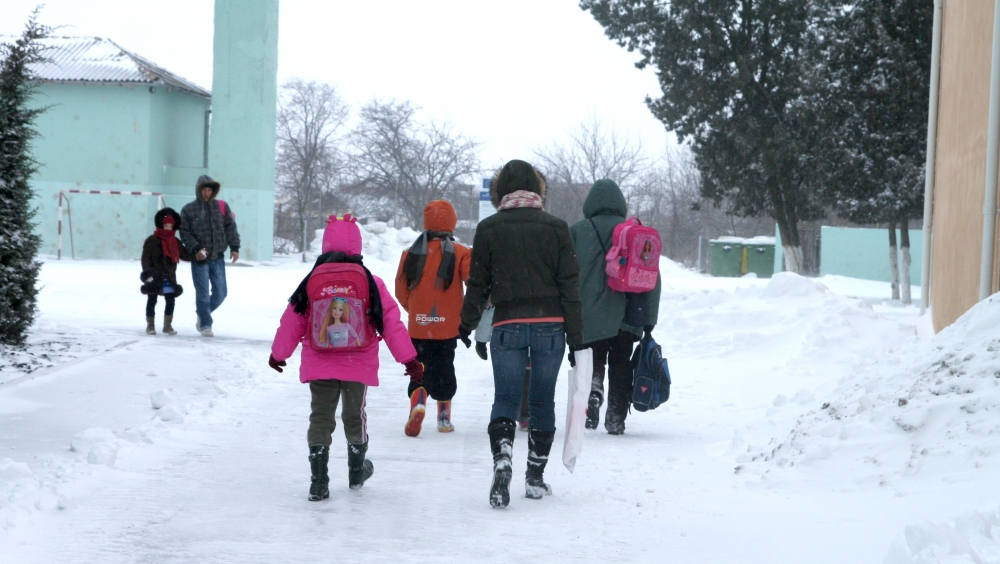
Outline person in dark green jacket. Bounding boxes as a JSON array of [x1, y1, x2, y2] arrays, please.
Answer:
[[459, 159, 583, 508], [569, 179, 661, 435]]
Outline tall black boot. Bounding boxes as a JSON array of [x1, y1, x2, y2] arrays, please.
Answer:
[[347, 442, 374, 490], [308, 445, 330, 501], [487, 417, 516, 508], [585, 391, 602, 430], [605, 402, 626, 435], [525, 429, 555, 499]]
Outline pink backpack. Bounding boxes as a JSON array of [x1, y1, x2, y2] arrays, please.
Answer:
[[603, 217, 661, 293], [306, 263, 376, 351]]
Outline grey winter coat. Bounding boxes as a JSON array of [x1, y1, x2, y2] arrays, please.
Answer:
[[179, 176, 240, 260], [569, 179, 661, 345]]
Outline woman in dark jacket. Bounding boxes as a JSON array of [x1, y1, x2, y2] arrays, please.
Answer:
[[141, 208, 191, 335], [459, 159, 583, 508]]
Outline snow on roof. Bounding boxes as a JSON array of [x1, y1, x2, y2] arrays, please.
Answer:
[[710, 236, 776, 246], [26, 36, 210, 98]]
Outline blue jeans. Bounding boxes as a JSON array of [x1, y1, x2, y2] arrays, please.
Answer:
[[191, 257, 227, 328], [490, 323, 566, 431]]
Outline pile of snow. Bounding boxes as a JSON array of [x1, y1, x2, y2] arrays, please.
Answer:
[[304, 221, 414, 267], [885, 508, 1000, 563], [739, 293, 1000, 482], [662, 273, 914, 379]]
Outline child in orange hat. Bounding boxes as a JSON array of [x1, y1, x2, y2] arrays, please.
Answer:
[[395, 200, 472, 436]]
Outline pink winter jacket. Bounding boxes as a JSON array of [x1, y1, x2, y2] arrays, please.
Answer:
[[270, 214, 417, 386], [270, 275, 416, 386]]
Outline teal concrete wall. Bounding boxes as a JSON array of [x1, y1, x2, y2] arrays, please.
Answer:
[[29, 83, 211, 259], [209, 0, 279, 261], [773, 225, 923, 284], [819, 226, 923, 285]]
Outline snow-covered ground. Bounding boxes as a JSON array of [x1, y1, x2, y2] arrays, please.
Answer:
[[1, 224, 996, 563]]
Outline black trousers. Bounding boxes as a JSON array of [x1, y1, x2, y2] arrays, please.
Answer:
[[409, 338, 458, 401], [590, 330, 637, 418], [146, 294, 175, 317]]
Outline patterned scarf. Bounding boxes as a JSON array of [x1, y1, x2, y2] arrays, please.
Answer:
[[403, 231, 456, 290], [154, 229, 180, 263], [498, 190, 544, 211]]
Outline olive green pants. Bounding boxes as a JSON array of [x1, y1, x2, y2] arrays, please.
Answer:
[[308, 379, 368, 446]]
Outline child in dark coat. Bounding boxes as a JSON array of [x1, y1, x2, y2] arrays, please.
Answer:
[[141, 208, 191, 335]]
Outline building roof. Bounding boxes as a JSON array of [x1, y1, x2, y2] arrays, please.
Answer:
[[28, 36, 210, 98]]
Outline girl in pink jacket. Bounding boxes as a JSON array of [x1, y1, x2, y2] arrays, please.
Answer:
[[268, 215, 424, 501]]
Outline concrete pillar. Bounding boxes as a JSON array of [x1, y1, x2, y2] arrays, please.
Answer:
[[209, 0, 279, 261]]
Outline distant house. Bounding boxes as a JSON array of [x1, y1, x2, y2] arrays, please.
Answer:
[[28, 36, 212, 259]]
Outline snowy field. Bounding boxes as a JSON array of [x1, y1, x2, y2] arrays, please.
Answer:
[[1, 224, 998, 563]]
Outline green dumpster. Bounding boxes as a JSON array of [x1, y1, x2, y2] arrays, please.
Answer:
[[709, 239, 744, 277], [710, 236, 776, 278], [744, 241, 775, 278]]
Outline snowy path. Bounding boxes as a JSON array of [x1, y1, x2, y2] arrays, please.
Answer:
[[3, 330, 892, 564], [2, 253, 995, 563]]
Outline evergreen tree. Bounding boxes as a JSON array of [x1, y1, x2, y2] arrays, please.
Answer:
[[580, 0, 825, 273], [814, 0, 932, 302], [0, 13, 50, 345]]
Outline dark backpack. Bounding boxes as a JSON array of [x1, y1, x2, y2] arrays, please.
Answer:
[[630, 333, 671, 411]]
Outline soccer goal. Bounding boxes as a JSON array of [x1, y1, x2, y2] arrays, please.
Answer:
[[57, 190, 166, 259]]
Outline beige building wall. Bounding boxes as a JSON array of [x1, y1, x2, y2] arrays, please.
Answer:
[[931, 0, 999, 332]]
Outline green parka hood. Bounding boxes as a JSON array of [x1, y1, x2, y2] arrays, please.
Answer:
[[583, 179, 627, 219]]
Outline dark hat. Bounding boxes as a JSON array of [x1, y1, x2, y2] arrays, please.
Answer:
[[489, 160, 547, 208], [154, 207, 182, 229], [196, 175, 220, 190]]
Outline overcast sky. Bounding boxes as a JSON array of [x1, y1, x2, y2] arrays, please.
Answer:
[[2, 0, 672, 170]]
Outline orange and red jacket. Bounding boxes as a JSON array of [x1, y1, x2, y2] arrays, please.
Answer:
[[394, 200, 472, 340]]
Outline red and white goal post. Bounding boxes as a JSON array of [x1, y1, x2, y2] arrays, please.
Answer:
[[57, 190, 166, 259]]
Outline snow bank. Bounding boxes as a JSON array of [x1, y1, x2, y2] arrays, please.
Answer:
[[885, 508, 1000, 563], [738, 293, 1000, 481], [663, 272, 914, 380], [304, 221, 414, 267]]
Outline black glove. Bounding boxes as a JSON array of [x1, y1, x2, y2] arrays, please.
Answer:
[[458, 326, 472, 348], [643, 325, 655, 340], [268, 354, 286, 373], [568, 349, 575, 368], [475, 341, 488, 361]]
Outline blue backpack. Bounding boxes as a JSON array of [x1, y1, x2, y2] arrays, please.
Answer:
[[630, 334, 671, 411]]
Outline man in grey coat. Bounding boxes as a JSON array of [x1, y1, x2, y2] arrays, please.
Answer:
[[179, 175, 240, 337]]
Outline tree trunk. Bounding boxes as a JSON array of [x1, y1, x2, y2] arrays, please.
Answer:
[[776, 215, 803, 274], [300, 213, 308, 263], [900, 219, 912, 305], [888, 221, 900, 300]]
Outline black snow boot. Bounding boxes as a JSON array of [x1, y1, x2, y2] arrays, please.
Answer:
[[308, 445, 330, 501], [347, 442, 374, 490], [487, 417, 516, 508], [585, 391, 602, 430], [604, 404, 626, 435], [525, 429, 555, 499]]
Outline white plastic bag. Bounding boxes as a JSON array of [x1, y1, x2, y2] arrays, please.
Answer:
[[563, 347, 593, 473]]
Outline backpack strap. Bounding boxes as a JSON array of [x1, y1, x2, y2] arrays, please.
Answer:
[[589, 217, 609, 256], [218, 200, 227, 218]]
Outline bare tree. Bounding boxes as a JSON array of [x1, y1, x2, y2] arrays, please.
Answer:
[[346, 100, 480, 229], [275, 79, 349, 256], [533, 118, 648, 224], [630, 148, 703, 264]]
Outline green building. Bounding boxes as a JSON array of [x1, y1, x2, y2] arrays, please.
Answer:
[[30, 1, 278, 261]]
